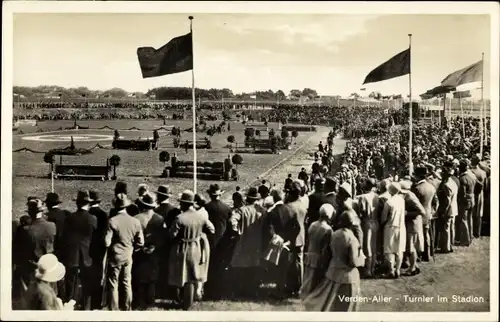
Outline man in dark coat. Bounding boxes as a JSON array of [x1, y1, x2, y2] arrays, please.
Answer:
[[43, 192, 70, 299], [258, 180, 270, 199], [305, 178, 326, 232], [44, 193, 70, 258], [262, 189, 300, 299], [14, 199, 56, 297], [153, 185, 179, 300], [469, 154, 487, 238], [88, 191, 108, 310], [457, 159, 476, 246], [411, 166, 439, 262], [60, 191, 97, 310], [203, 184, 232, 299]]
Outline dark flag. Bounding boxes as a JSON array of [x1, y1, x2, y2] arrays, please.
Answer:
[[363, 48, 410, 85], [137, 33, 193, 79], [441, 60, 482, 87], [453, 90, 471, 99]]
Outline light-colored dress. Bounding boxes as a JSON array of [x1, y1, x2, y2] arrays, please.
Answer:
[[302, 228, 364, 312], [168, 207, 215, 287], [300, 221, 333, 299], [358, 191, 381, 257], [381, 194, 406, 254]]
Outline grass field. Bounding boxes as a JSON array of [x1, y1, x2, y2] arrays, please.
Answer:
[[11, 120, 329, 220], [10, 119, 491, 312]]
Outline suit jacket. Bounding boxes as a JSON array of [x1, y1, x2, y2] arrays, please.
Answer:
[[402, 191, 426, 234], [204, 199, 232, 250], [458, 170, 476, 210], [470, 166, 487, 195], [286, 198, 308, 247], [61, 209, 97, 268], [133, 211, 165, 282], [105, 210, 144, 266], [89, 205, 109, 263], [306, 191, 327, 229], [437, 177, 459, 218], [411, 179, 438, 224], [45, 207, 70, 256], [262, 203, 300, 252], [14, 218, 56, 268], [154, 202, 177, 229]]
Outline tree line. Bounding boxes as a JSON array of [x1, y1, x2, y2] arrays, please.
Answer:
[[13, 85, 323, 101]]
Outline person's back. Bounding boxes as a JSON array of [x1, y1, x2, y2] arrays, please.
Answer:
[[327, 228, 360, 283], [62, 209, 97, 268], [383, 195, 405, 228], [20, 218, 56, 265], [204, 199, 232, 249], [106, 211, 143, 266]]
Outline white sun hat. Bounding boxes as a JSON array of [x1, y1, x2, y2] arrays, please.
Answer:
[[34, 254, 66, 283]]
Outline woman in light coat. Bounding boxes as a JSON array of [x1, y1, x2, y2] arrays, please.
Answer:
[[300, 204, 334, 299], [380, 182, 406, 278], [302, 205, 365, 311]]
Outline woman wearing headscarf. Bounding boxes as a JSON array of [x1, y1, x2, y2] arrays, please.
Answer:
[[302, 208, 365, 311], [300, 204, 334, 300], [168, 190, 215, 310]]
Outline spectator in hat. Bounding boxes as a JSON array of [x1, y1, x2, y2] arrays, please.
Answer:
[[258, 180, 270, 199], [229, 187, 265, 295], [105, 193, 144, 311], [298, 168, 309, 190], [14, 199, 56, 299], [302, 209, 365, 312], [232, 186, 244, 209], [380, 182, 406, 278], [154, 185, 177, 229], [60, 190, 97, 310], [469, 154, 487, 238], [300, 204, 334, 301], [435, 162, 458, 254], [135, 184, 149, 206], [109, 182, 128, 219], [262, 187, 300, 299], [399, 180, 425, 276], [88, 190, 108, 310], [44, 192, 70, 261], [168, 190, 215, 310], [411, 166, 439, 262], [323, 177, 338, 209], [456, 159, 476, 246], [284, 182, 308, 297], [357, 178, 380, 278], [133, 192, 164, 310], [284, 174, 294, 192], [204, 184, 232, 299], [304, 178, 327, 235], [335, 182, 363, 250], [22, 254, 72, 310]]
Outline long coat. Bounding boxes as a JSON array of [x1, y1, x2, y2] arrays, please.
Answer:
[[301, 221, 333, 298], [133, 211, 165, 283], [469, 166, 486, 219], [402, 191, 426, 252], [262, 203, 301, 254], [411, 180, 438, 225], [168, 207, 215, 287], [60, 209, 97, 268], [357, 191, 380, 257], [229, 203, 264, 268], [204, 199, 232, 250], [45, 207, 70, 257], [380, 194, 406, 254]]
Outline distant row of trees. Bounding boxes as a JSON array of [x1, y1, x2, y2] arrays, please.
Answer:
[[13, 85, 321, 101]]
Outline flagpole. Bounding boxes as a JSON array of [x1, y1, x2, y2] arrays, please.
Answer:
[[459, 96, 465, 138], [408, 34, 413, 176], [480, 52, 484, 157], [189, 16, 197, 193]]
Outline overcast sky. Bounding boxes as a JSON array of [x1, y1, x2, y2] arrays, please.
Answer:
[[13, 13, 491, 97]]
